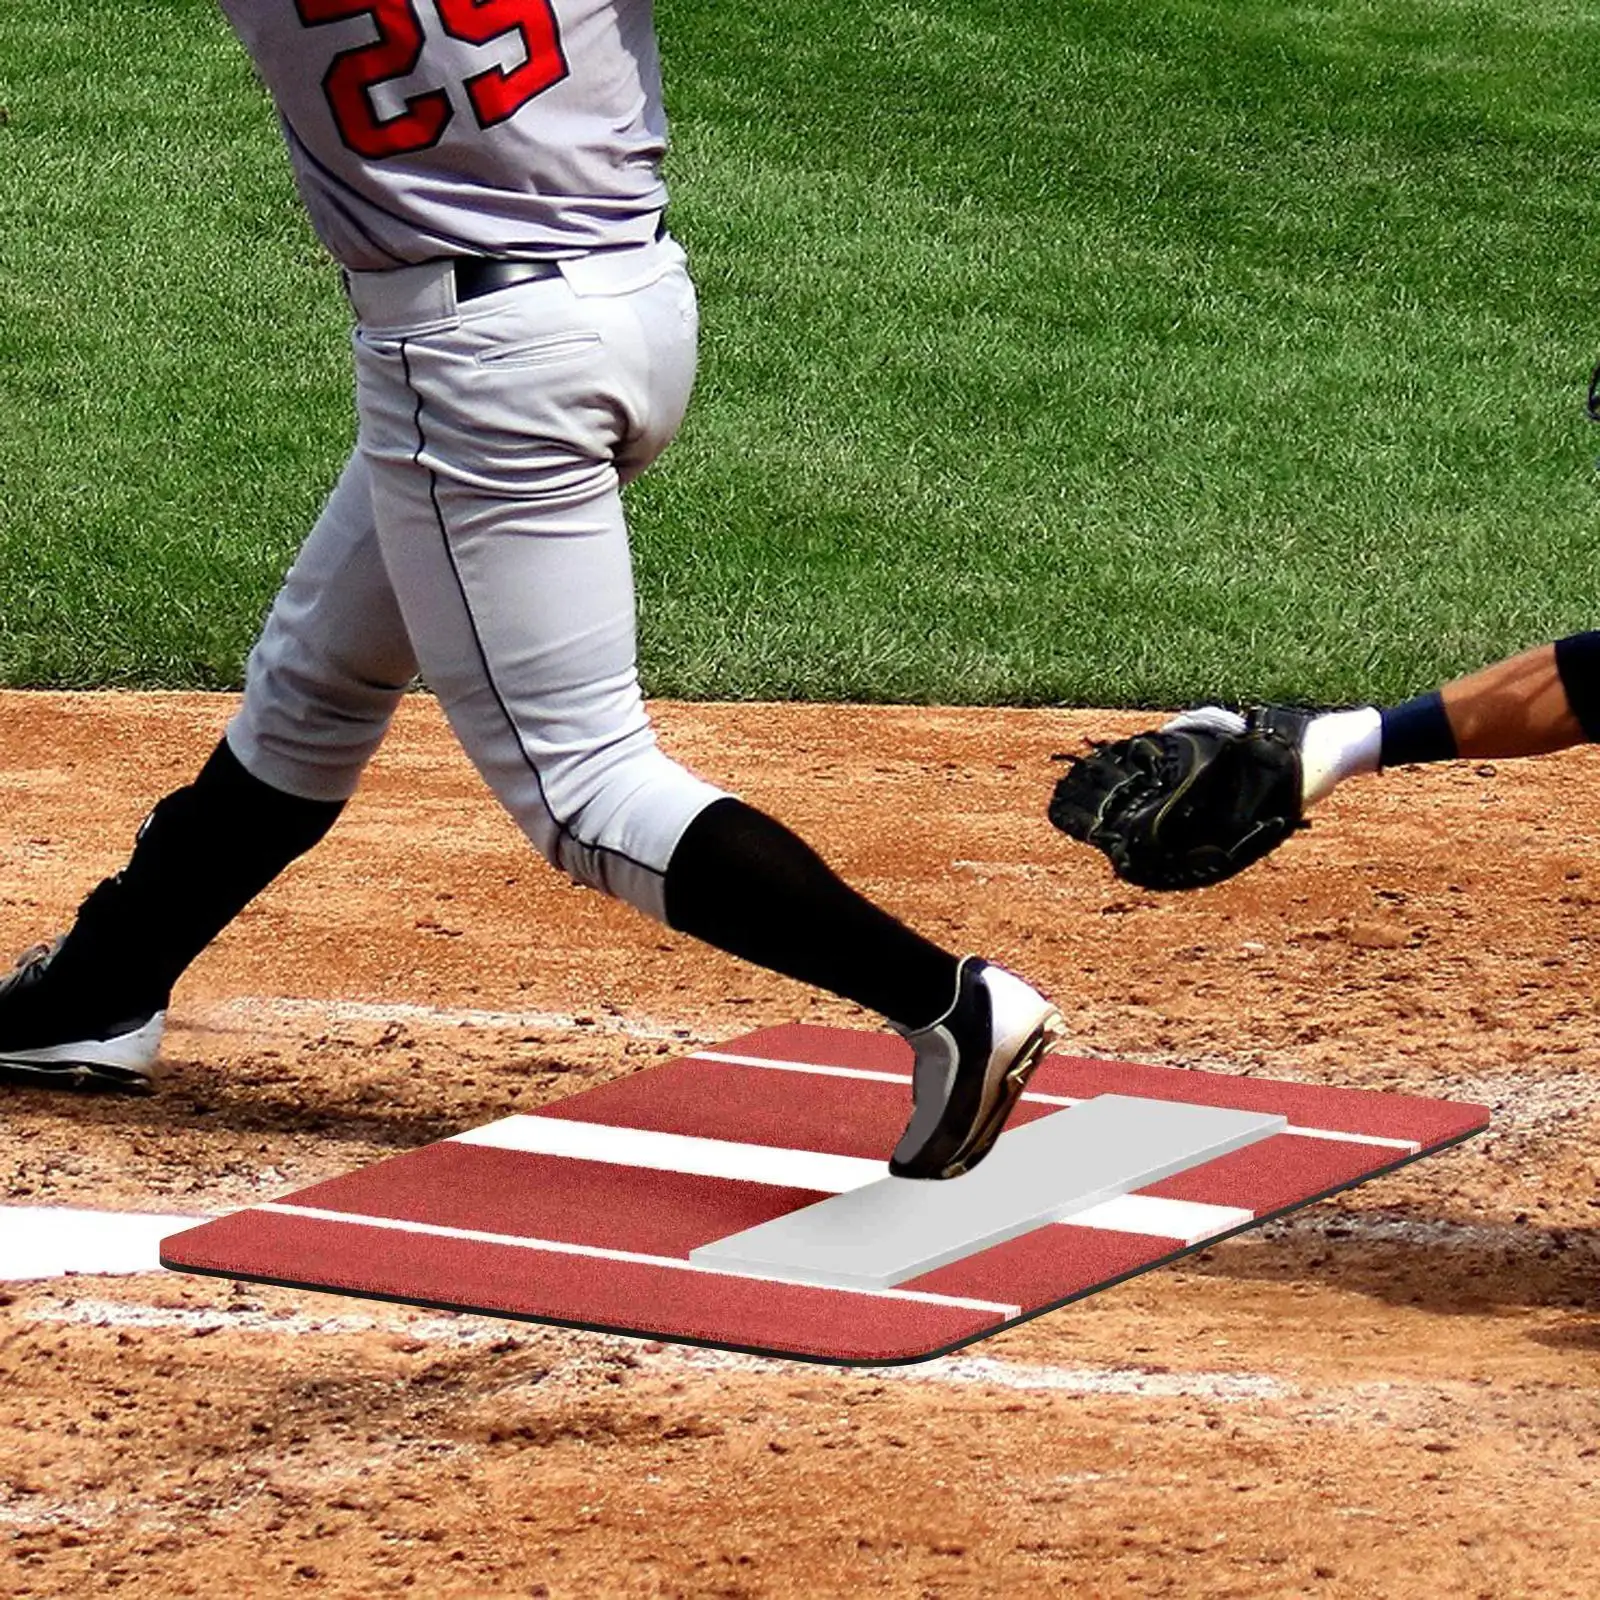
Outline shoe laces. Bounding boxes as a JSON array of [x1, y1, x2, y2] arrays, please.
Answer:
[[11, 939, 60, 975]]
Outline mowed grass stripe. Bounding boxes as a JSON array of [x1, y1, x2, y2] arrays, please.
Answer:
[[1, 0, 1597, 701]]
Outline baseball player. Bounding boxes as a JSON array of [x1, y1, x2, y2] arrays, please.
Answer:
[[1050, 632, 1600, 888], [0, 1, 1063, 1180]]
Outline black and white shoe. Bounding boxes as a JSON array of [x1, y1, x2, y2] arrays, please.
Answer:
[[0, 940, 165, 1091], [889, 957, 1064, 1180]]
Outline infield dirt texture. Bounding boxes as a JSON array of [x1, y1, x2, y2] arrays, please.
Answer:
[[2, 693, 1598, 1596], [4, 0, 1600, 1594]]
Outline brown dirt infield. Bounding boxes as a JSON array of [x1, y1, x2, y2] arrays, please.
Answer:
[[1, 690, 1597, 1598]]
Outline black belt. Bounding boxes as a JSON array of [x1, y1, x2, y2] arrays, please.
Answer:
[[452, 257, 561, 301], [452, 218, 668, 302]]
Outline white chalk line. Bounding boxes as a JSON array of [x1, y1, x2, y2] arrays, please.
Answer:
[[11, 1295, 1509, 1472], [21, 1297, 514, 1345], [0, 1299, 1306, 1533], [4, 1188, 1579, 1291], [642, 1344, 1294, 1402], [0, 1207, 206, 1282], [201, 995, 708, 1044], [17, 1295, 1294, 1405]]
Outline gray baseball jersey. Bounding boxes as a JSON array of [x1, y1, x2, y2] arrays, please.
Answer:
[[217, 0, 668, 268]]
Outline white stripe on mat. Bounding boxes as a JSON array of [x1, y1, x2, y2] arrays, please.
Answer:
[[452, 1117, 1252, 1246], [458, 1116, 886, 1193], [254, 1203, 1020, 1317], [689, 1051, 1421, 1153]]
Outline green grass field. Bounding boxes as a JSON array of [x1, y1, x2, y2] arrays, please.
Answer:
[[1, 0, 1597, 703]]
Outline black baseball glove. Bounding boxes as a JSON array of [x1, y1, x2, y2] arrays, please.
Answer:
[[1047, 706, 1309, 890]]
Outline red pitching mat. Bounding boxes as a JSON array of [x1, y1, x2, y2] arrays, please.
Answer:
[[161, 1026, 1488, 1365]]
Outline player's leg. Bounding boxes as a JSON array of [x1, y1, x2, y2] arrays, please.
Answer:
[[0, 453, 415, 1087], [660, 799, 1063, 1178], [223, 449, 419, 805], [350, 240, 1060, 1177]]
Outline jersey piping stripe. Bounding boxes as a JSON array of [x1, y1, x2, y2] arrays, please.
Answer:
[[282, 113, 593, 265], [281, 117, 410, 268], [284, 115, 478, 261], [397, 341, 667, 884]]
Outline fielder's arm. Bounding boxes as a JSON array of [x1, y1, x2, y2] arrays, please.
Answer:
[[1048, 630, 1600, 889], [1437, 636, 1592, 758]]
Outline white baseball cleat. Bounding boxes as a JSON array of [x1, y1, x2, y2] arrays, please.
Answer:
[[0, 941, 165, 1091], [889, 957, 1065, 1180]]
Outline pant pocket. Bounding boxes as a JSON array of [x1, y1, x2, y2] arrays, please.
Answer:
[[474, 329, 604, 369]]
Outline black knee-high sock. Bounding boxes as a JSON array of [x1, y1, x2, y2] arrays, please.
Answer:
[[662, 797, 959, 1030], [47, 738, 345, 1014]]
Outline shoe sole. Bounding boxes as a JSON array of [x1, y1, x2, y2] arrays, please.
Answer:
[[934, 1009, 1066, 1180], [0, 1016, 163, 1093], [0, 1058, 155, 1092]]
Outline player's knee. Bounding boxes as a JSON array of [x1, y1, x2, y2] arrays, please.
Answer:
[[1554, 632, 1600, 740], [232, 652, 410, 802], [535, 740, 725, 917]]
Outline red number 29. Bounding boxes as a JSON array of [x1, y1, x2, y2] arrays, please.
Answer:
[[295, 0, 569, 160]]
